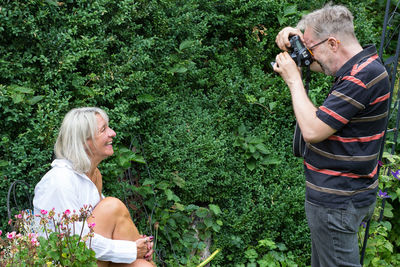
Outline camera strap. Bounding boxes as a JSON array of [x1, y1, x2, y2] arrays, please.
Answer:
[[292, 67, 310, 157]]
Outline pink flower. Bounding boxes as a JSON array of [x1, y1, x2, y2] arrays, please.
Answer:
[[64, 209, 71, 216], [7, 231, 16, 239], [16, 233, 22, 239], [0, 230, 2, 236], [40, 209, 48, 215], [28, 233, 38, 239], [31, 237, 40, 246], [88, 222, 96, 229], [15, 214, 22, 219]]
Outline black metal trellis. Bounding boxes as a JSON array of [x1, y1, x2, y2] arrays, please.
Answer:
[[7, 179, 33, 229], [360, 0, 400, 265]]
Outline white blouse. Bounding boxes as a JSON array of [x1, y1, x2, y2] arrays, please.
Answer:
[[33, 159, 137, 263]]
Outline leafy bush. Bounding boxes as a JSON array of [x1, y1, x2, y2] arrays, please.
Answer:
[[0, 0, 391, 265]]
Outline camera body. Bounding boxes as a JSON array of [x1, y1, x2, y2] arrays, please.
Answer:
[[288, 35, 313, 67], [271, 35, 313, 68]]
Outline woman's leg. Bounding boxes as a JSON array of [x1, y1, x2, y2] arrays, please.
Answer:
[[88, 197, 154, 267]]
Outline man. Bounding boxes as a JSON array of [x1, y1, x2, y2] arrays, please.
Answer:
[[273, 4, 390, 266]]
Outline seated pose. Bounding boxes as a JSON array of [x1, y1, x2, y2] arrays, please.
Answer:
[[33, 107, 154, 267]]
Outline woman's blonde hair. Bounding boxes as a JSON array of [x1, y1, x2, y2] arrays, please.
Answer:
[[54, 107, 109, 173]]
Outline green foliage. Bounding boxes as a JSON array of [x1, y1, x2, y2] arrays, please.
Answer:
[[236, 238, 298, 267], [130, 174, 223, 265], [359, 152, 400, 266], [0, 0, 390, 265]]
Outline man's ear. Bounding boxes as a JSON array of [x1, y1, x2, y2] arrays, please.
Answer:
[[328, 37, 340, 51]]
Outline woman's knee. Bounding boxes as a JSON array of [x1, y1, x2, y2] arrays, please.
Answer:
[[93, 197, 130, 218]]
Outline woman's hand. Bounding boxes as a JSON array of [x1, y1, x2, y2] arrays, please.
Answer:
[[136, 236, 154, 261]]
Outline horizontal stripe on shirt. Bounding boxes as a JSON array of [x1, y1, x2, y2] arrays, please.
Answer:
[[306, 178, 378, 196], [350, 111, 388, 123], [327, 131, 385, 143], [306, 143, 379, 161], [304, 161, 378, 179]]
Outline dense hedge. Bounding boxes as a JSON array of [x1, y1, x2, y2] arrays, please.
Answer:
[[0, 0, 387, 265]]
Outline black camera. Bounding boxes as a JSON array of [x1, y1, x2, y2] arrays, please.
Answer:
[[271, 35, 313, 68]]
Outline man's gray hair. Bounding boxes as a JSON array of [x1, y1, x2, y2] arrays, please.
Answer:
[[297, 3, 356, 40], [54, 107, 109, 173]]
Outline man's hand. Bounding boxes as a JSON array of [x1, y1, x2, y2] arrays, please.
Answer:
[[273, 52, 302, 87], [275, 27, 303, 51], [136, 236, 154, 261]]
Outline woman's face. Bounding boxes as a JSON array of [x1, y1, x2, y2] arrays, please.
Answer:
[[87, 114, 116, 164]]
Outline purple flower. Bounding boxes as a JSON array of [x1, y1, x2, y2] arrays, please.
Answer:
[[391, 169, 400, 181], [378, 190, 391, 199], [378, 160, 384, 167], [360, 221, 367, 228]]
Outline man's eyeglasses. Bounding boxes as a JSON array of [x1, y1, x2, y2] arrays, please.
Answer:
[[307, 38, 329, 56], [309, 38, 329, 50]]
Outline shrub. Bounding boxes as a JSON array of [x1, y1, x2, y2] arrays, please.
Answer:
[[0, 0, 390, 265]]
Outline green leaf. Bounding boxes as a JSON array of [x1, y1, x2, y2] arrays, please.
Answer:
[[246, 158, 256, 171], [209, 204, 221, 215], [284, 5, 297, 17], [196, 207, 209, 218], [169, 64, 188, 73], [165, 189, 175, 201], [9, 85, 34, 94], [261, 157, 281, 165], [142, 179, 155, 186], [277, 15, 286, 26], [269, 102, 277, 110], [238, 124, 246, 136], [172, 172, 186, 188], [27, 95, 44, 105], [179, 40, 197, 50], [11, 94, 24, 104], [45, 0, 59, 6], [204, 216, 213, 228], [130, 153, 145, 164], [258, 238, 277, 250], [255, 143, 269, 154], [137, 94, 155, 103]]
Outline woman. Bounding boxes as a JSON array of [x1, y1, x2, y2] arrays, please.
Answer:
[[33, 107, 154, 267]]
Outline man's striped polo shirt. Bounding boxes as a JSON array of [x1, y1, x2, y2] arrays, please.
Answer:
[[304, 45, 390, 209]]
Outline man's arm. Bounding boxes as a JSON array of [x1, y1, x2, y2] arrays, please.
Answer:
[[273, 52, 336, 143]]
